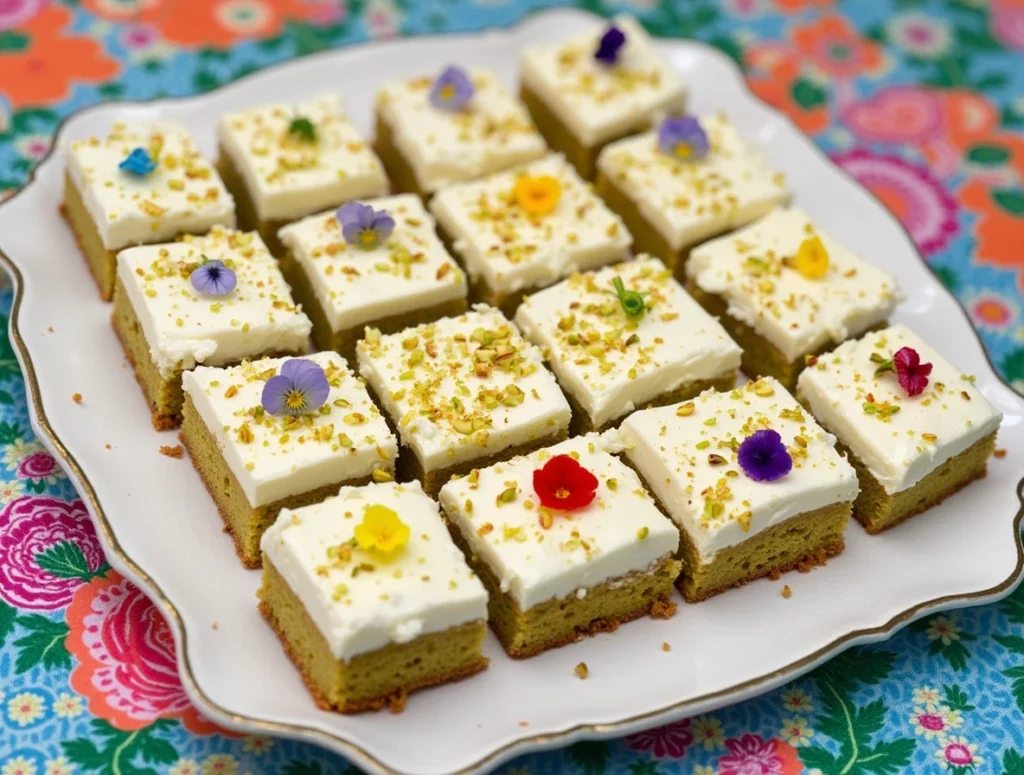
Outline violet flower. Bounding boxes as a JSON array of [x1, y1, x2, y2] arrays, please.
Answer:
[[337, 202, 395, 250], [261, 359, 330, 417], [429, 65, 475, 111], [595, 25, 626, 65], [658, 116, 710, 162], [189, 257, 236, 296], [737, 429, 792, 482]]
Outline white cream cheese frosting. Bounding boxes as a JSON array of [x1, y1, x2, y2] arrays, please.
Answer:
[[115, 226, 311, 377], [438, 434, 678, 609], [796, 324, 1002, 494], [515, 256, 741, 429], [261, 480, 488, 660], [67, 122, 235, 251], [182, 352, 397, 508], [430, 154, 631, 296], [277, 194, 467, 333], [218, 94, 388, 222], [617, 377, 858, 562], [356, 305, 571, 472]]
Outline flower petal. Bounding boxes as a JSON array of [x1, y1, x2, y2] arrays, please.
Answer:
[[260, 374, 293, 417]]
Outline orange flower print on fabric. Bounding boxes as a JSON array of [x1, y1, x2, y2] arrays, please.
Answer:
[[774, 0, 834, 12], [744, 42, 829, 135], [792, 14, 886, 79], [82, 0, 336, 49], [0, 5, 120, 109], [66, 571, 226, 734], [960, 179, 1024, 289]]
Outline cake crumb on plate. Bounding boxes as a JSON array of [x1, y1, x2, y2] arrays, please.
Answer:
[[72, 393, 82, 403], [575, 662, 589, 680], [650, 598, 677, 619], [159, 445, 184, 459], [782, 585, 792, 599]]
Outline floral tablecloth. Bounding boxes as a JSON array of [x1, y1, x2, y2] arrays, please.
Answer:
[[2, 0, 1024, 773]]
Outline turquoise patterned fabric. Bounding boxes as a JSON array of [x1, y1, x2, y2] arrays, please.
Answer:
[[2, 1, 1024, 773]]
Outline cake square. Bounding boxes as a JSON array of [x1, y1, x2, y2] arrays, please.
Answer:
[[112, 226, 311, 430], [259, 480, 489, 712], [796, 324, 1002, 534], [278, 194, 468, 362], [216, 94, 388, 255], [686, 207, 902, 390], [356, 306, 572, 496], [438, 434, 680, 657], [520, 15, 687, 179], [618, 377, 858, 602], [181, 352, 398, 567], [63, 122, 235, 300], [515, 256, 741, 433], [595, 113, 789, 271], [430, 153, 631, 314], [374, 66, 548, 197]]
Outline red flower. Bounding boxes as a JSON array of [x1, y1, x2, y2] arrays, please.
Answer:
[[532, 454, 598, 511], [625, 718, 694, 759], [894, 346, 933, 396]]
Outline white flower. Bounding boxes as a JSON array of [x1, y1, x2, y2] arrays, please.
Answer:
[[242, 736, 273, 754], [15, 135, 51, 162], [779, 716, 815, 747], [945, 708, 964, 729], [886, 13, 953, 59], [913, 686, 942, 709], [692, 715, 726, 750], [926, 616, 962, 645], [935, 736, 983, 770], [201, 756, 238, 775], [0, 479, 26, 504], [169, 761, 200, 775], [2, 758, 37, 775], [781, 688, 814, 712], [2, 438, 37, 471], [7, 692, 45, 725], [52, 693, 84, 718], [44, 757, 73, 775]]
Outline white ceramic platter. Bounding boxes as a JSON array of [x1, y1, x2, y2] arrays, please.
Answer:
[[1, 8, 1022, 775]]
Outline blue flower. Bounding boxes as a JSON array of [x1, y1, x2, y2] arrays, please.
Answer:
[[261, 359, 330, 417], [189, 257, 237, 296], [737, 429, 792, 482], [429, 65, 475, 112], [336, 202, 395, 250], [658, 116, 710, 161], [595, 25, 626, 65], [119, 147, 156, 177]]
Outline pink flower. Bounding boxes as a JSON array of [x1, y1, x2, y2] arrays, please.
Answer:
[[843, 86, 945, 145], [625, 719, 694, 759], [894, 346, 932, 396], [0, 0, 46, 31], [120, 24, 160, 50], [67, 572, 221, 734], [992, 0, 1024, 50], [919, 713, 945, 731], [718, 734, 803, 775], [18, 450, 60, 483], [831, 149, 958, 256], [0, 496, 105, 611]]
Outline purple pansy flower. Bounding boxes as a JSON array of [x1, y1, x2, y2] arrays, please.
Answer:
[[119, 147, 156, 177], [189, 257, 237, 296], [658, 116, 710, 161], [737, 429, 792, 482], [595, 25, 626, 65], [262, 359, 330, 417], [337, 201, 395, 250], [429, 65, 475, 111]]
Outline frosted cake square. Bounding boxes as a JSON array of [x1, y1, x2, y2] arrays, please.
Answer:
[[686, 207, 901, 389], [439, 434, 680, 657], [278, 194, 468, 361], [63, 122, 235, 300], [515, 256, 741, 433], [112, 227, 311, 430], [618, 377, 858, 602], [181, 352, 397, 567], [797, 324, 1002, 534], [356, 306, 571, 496], [259, 480, 488, 713], [430, 153, 631, 314]]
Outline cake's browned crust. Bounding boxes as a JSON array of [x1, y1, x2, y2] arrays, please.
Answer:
[[215, 149, 291, 256], [61, 176, 119, 301], [373, 113, 429, 199]]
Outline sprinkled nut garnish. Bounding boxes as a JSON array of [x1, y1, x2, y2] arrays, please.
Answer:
[[921, 433, 938, 443], [343, 412, 368, 425], [695, 440, 711, 450], [476, 522, 493, 536], [354, 504, 409, 557], [236, 422, 254, 444], [606, 477, 618, 491], [224, 385, 238, 398], [862, 400, 901, 421], [707, 453, 727, 465], [676, 402, 695, 417], [497, 487, 518, 505], [961, 391, 971, 401], [538, 509, 554, 530], [159, 445, 183, 458], [804, 354, 819, 367], [612, 276, 646, 319], [737, 429, 792, 482], [262, 359, 329, 417], [436, 263, 451, 280], [372, 468, 394, 482], [793, 435, 807, 448], [429, 65, 475, 111], [636, 526, 649, 540], [662, 642, 671, 652], [753, 380, 775, 397], [533, 455, 599, 512], [657, 115, 709, 161], [574, 662, 589, 680]]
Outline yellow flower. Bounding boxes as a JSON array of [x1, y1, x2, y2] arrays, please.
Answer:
[[354, 504, 410, 555], [794, 234, 829, 279], [513, 175, 562, 216]]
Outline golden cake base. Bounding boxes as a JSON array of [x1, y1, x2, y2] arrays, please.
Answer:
[[180, 393, 388, 568], [278, 251, 468, 364], [62, 173, 121, 302], [259, 558, 488, 713], [445, 509, 681, 658]]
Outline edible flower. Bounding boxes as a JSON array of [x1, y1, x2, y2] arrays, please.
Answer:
[[119, 147, 156, 177], [793, 235, 830, 280], [287, 116, 317, 143], [533, 454, 599, 511], [594, 24, 626, 65], [261, 359, 330, 417], [189, 256, 236, 296], [354, 504, 410, 556], [873, 346, 932, 396], [429, 65, 475, 111], [513, 175, 562, 216], [337, 201, 395, 250], [737, 429, 792, 482], [612, 276, 646, 319], [657, 116, 709, 162]]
